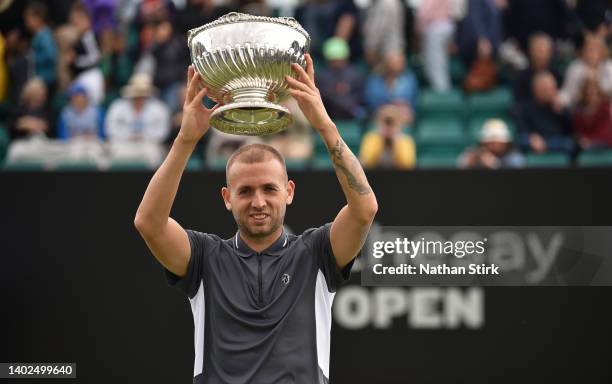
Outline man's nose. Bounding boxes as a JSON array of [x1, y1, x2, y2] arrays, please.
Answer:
[[251, 190, 266, 209]]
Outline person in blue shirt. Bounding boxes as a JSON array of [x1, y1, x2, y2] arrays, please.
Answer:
[[24, 2, 57, 89], [57, 83, 104, 141], [364, 51, 418, 114]]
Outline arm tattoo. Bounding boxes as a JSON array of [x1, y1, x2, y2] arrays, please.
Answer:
[[329, 140, 372, 195]]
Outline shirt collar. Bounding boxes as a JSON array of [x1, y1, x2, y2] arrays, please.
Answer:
[[234, 230, 288, 257]]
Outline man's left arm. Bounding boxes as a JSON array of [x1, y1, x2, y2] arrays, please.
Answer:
[[286, 54, 378, 269]]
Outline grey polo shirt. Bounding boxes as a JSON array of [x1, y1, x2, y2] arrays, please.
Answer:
[[164, 223, 353, 384]]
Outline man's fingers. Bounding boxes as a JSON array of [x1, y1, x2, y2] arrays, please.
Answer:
[[285, 75, 312, 94], [289, 89, 309, 100], [305, 54, 315, 83], [191, 86, 208, 106], [209, 103, 222, 114], [186, 70, 201, 104], [291, 63, 315, 89]]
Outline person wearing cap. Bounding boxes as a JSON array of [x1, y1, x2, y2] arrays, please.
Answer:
[[57, 83, 103, 140], [459, 118, 525, 169], [318, 37, 365, 120], [105, 73, 170, 143]]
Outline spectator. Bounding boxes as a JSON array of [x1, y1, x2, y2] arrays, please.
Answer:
[[8, 77, 50, 139], [513, 33, 563, 101], [417, 0, 456, 91], [363, 0, 405, 67], [456, 0, 501, 92], [99, 29, 133, 93], [81, 0, 118, 37], [295, 0, 361, 62], [57, 83, 103, 141], [318, 37, 365, 120], [206, 130, 261, 167], [238, 0, 271, 16], [3, 29, 30, 105], [105, 73, 170, 143], [364, 51, 418, 113], [559, 34, 612, 108], [573, 77, 612, 150], [175, 0, 234, 35], [502, 0, 570, 53], [151, 19, 189, 111], [517, 71, 574, 154], [456, 0, 502, 66], [459, 118, 525, 169], [359, 104, 416, 170], [0, 32, 7, 102], [24, 2, 57, 89], [263, 98, 313, 161], [67, 3, 104, 105], [574, 0, 611, 36]]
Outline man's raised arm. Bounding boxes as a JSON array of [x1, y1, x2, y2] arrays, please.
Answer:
[[134, 66, 218, 277], [286, 55, 378, 268]]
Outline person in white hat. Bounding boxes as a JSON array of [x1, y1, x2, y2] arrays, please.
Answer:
[[459, 118, 525, 169], [105, 73, 170, 143]]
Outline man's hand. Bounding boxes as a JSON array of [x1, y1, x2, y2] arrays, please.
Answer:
[[285, 54, 334, 131], [177, 65, 219, 145]]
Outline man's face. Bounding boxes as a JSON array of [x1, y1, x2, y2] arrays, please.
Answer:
[[530, 37, 552, 70], [533, 75, 557, 104], [222, 159, 294, 239]]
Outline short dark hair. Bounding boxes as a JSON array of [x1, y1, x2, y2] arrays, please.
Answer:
[[226, 143, 287, 186], [70, 2, 91, 18], [25, 1, 49, 22]]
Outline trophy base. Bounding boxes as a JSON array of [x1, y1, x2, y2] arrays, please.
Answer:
[[210, 101, 293, 136]]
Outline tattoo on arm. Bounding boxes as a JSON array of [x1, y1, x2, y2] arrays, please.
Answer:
[[329, 140, 372, 195]]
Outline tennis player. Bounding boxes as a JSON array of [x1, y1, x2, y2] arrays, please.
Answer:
[[134, 54, 378, 384]]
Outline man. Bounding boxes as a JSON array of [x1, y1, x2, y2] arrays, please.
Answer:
[[512, 33, 563, 102], [23, 2, 57, 90], [516, 71, 574, 154], [458, 119, 525, 169], [134, 54, 378, 383]]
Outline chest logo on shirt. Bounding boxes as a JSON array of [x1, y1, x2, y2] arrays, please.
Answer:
[[281, 273, 291, 286]]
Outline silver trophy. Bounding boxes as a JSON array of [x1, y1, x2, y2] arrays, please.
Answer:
[[187, 12, 310, 135]]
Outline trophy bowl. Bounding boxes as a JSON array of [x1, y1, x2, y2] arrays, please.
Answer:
[[187, 12, 310, 135]]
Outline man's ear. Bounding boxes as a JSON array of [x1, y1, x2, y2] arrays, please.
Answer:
[[286, 180, 295, 205], [221, 186, 232, 211]]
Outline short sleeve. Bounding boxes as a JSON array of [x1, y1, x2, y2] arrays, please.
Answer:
[[163, 229, 206, 299], [303, 223, 354, 292]]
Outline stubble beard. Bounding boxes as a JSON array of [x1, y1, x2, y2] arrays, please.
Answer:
[[235, 211, 285, 239]]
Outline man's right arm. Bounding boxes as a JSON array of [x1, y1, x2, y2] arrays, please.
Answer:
[[134, 65, 218, 278], [133, 138, 196, 278]]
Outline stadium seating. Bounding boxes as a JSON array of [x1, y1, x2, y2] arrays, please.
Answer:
[[311, 153, 334, 170], [314, 119, 362, 156], [577, 150, 612, 167], [467, 87, 513, 117], [415, 117, 466, 155], [417, 153, 458, 169], [525, 152, 571, 167], [0, 124, 9, 164], [417, 88, 464, 119]]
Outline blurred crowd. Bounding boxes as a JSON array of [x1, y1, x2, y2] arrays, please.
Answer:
[[0, 0, 611, 170]]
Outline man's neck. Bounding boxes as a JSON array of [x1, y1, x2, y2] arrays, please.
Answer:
[[240, 227, 283, 253]]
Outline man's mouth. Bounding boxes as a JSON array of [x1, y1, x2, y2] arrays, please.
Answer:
[[250, 213, 269, 220]]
